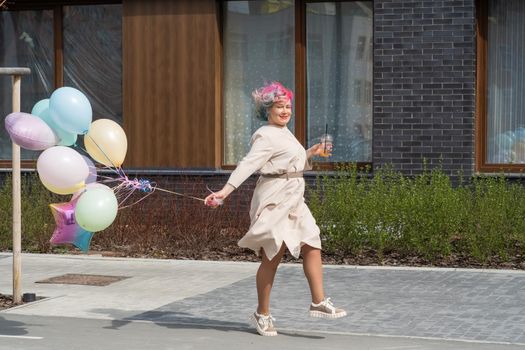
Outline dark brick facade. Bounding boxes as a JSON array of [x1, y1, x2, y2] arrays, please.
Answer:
[[373, 0, 476, 177]]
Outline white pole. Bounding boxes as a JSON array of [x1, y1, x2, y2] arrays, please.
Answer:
[[11, 75, 22, 304], [0, 67, 31, 304]]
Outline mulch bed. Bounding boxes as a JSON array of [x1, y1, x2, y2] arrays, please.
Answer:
[[83, 245, 525, 270], [0, 294, 23, 311]]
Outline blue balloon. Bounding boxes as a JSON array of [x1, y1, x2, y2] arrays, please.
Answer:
[[31, 99, 50, 118], [49, 87, 92, 135], [73, 230, 94, 253], [32, 98, 78, 146]]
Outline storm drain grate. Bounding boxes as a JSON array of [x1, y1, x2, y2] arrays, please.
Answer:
[[36, 274, 130, 286]]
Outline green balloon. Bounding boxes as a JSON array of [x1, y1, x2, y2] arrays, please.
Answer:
[[75, 188, 118, 232]]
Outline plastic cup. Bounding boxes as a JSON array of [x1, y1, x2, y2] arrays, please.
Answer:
[[320, 134, 333, 157]]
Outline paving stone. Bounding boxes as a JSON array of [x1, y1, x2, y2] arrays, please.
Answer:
[[133, 267, 525, 344]]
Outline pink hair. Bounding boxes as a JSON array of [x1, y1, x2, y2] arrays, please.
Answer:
[[252, 82, 293, 121]]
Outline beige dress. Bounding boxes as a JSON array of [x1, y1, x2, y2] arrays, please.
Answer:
[[227, 124, 322, 260]]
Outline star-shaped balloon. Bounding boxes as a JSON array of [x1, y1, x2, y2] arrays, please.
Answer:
[[49, 200, 94, 252]]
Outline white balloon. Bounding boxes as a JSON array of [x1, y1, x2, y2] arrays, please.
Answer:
[[37, 146, 89, 191]]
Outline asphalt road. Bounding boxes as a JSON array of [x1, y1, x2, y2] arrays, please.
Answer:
[[1, 314, 523, 350]]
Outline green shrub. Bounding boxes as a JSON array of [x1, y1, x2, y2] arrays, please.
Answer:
[[0, 173, 61, 252], [309, 164, 525, 264], [2, 167, 524, 266]]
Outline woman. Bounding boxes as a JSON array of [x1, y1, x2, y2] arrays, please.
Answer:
[[205, 82, 346, 337]]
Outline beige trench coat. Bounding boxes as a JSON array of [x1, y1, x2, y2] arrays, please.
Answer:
[[227, 124, 321, 260]]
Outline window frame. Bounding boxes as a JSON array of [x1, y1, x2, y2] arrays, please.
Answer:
[[475, 0, 525, 173], [220, 0, 374, 170]]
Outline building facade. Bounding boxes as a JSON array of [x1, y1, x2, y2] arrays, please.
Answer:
[[0, 0, 523, 183]]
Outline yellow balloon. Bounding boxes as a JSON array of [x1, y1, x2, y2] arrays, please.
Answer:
[[84, 119, 127, 167], [41, 179, 85, 195]]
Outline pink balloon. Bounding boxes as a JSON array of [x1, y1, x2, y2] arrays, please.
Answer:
[[49, 200, 93, 252], [4, 112, 58, 150]]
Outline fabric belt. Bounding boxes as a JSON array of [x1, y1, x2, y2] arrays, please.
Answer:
[[260, 172, 303, 179]]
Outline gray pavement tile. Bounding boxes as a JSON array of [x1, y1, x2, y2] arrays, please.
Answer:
[[127, 266, 525, 345]]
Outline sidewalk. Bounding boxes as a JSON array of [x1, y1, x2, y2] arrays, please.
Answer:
[[1, 253, 524, 346]]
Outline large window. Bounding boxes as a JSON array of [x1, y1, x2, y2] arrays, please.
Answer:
[[0, 3, 122, 163], [222, 0, 373, 166], [306, 2, 372, 163], [223, 1, 295, 164], [63, 5, 122, 123], [478, 0, 525, 171], [0, 9, 54, 160]]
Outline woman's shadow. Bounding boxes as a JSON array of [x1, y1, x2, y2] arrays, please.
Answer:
[[94, 308, 323, 339]]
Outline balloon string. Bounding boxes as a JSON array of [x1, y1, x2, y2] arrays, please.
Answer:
[[153, 187, 206, 203], [74, 142, 121, 176], [78, 135, 207, 204], [75, 138, 208, 206], [118, 189, 155, 210], [111, 176, 207, 205], [85, 134, 121, 172]]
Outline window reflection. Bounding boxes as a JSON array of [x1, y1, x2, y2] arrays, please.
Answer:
[[223, 0, 295, 165], [486, 0, 525, 164], [306, 1, 373, 162]]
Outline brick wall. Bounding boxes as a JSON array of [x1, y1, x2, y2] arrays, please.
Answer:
[[373, 0, 476, 177]]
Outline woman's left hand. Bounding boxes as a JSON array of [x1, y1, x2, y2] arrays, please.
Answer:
[[307, 143, 324, 158]]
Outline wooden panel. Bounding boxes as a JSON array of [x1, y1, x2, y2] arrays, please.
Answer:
[[475, 0, 486, 172], [294, 0, 306, 145], [123, 0, 219, 168]]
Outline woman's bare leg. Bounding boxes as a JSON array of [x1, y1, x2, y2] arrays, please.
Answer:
[[301, 244, 325, 304], [256, 244, 287, 315]]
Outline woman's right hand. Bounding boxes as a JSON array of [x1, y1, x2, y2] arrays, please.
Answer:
[[204, 184, 235, 208]]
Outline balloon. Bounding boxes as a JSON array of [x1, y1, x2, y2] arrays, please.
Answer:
[[32, 98, 78, 146], [75, 188, 118, 232], [71, 182, 111, 202], [31, 99, 50, 117], [49, 201, 94, 253], [41, 179, 85, 195], [55, 130, 78, 146], [49, 87, 92, 134], [37, 146, 89, 192], [82, 155, 98, 184], [4, 112, 58, 150], [84, 119, 127, 167]]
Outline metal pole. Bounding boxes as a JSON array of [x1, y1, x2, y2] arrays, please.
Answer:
[[0, 67, 31, 304]]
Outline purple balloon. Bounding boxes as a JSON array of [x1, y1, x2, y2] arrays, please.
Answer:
[[5, 112, 58, 150], [82, 155, 98, 184]]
